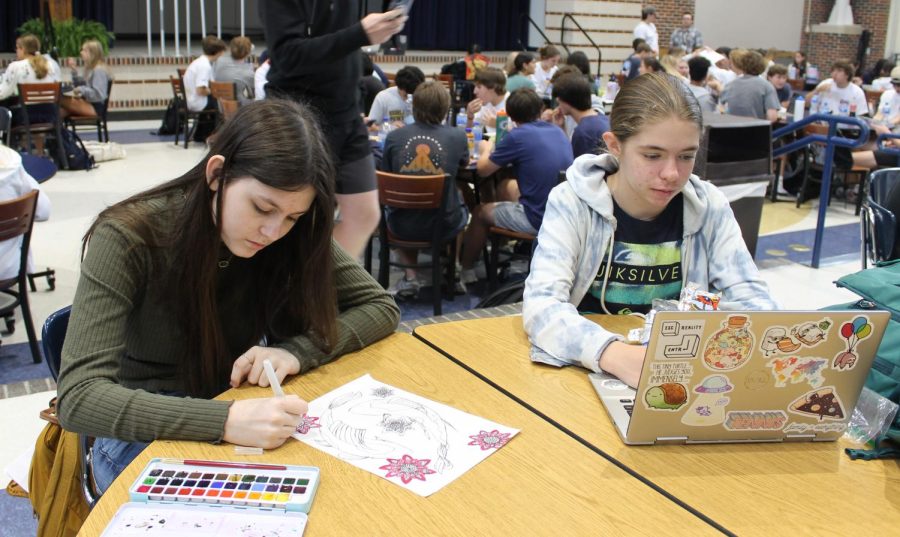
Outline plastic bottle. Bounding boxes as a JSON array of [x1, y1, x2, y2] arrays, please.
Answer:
[[809, 94, 820, 115], [849, 103, 857, 117], [606, 74, 619, 100], [378, 116, 392, 146], [495, 110, 509, 144], [792, 95, 805, 122], [788, 64, 797, 80], [465, 127, 474, 157], [472, 121, 483, 159], [594, 74, 602, 97], [456, 111, 468, 129], [882, 101, 892, 122], [838, 100, 849, 116]]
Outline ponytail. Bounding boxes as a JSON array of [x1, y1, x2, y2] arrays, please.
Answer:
[[17, 35, 49, 79]]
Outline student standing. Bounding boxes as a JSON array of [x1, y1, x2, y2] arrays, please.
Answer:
[[56, 100, 400, 494], [633, 6, 659, 55], [523, 74, 776, 388]]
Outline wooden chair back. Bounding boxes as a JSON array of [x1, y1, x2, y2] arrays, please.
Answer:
[[0, 190, 38, 244], [219, 98, 240, 121], [18, 82, 61, 107], [170, 76, 186, 103], [209, 80, 237, 101], [376, 171, 447, 210], [0, 106, 11, 145], [435, 74, 453, 91], [176, 67, 186, 79], [788, 78, 804, 91]]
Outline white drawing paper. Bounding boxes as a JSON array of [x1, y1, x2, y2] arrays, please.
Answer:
[[293, 374, 519, 496], [101, 504, 307, 536]]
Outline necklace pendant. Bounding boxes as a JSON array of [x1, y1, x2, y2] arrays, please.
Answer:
[[218, 259, 230, 268]]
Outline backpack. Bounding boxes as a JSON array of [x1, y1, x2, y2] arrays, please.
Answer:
[[52, 129, 95, 171], [154, 99, 179, 135], [823, 259, 900, 459]]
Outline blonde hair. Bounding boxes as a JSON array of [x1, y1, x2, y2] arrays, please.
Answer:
[[17, 34, 49, 79], [660, 55, 683, 78], [609, 73, 702, 145], [81, 39, 105, 71]]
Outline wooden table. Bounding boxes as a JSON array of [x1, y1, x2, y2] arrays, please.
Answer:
[[414, 315, 900, 536], [79, 333, 715, 536]]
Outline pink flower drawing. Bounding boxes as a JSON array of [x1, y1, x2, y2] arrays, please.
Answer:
[[295, 414, 321, 435], [468, 429, 512, 450], [379, 454, 436, 484]]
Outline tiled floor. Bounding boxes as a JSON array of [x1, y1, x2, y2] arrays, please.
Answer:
[[0, 120, 873, 491]]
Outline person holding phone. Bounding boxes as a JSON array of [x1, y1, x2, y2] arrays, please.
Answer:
[[261, 1, 407, 259]]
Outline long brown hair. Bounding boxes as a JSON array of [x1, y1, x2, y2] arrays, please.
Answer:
[[83, 99, 338, 397], [17, 34, 49, 79]]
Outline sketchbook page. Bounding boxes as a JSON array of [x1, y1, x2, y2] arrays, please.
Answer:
[[3, 444, 34, 493], [100, 503, 308, 536], [293, 374, 520, 497]]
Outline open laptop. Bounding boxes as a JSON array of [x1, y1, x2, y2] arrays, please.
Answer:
[[589, 310, 889, 445]]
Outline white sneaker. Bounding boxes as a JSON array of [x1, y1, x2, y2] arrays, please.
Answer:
[[460, 268, 478, 285], [389, 276, 420, 298]]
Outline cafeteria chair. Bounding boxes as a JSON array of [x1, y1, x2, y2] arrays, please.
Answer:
[[169, 76, 218, 149], [376, 171, 459, 316], [41, 305, 101, 507], [861, 167, 900, 268], [209, 81, 240, 121], [64, 78, 113, 142], [0, 106, 12, 145], [11, 82, 68, 169], [796, 123, 869, 214], [0, 190, 43, 363]]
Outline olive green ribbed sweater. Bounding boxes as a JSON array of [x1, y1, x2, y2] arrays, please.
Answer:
[[56, 201, 400, 444]]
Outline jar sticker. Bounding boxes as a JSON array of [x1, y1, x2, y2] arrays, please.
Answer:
[[702, 315, 754, 371], [681, 374, 733, 426], [744, 369, 773, 390], [724, 410, 787, 431], [788, 387, 845, 421], [643, 383, 688, 411], [766, 356, 828, 388], [656, 320, 705, 360], [832, 316, 873, 371], [783, 421, 847, 434]]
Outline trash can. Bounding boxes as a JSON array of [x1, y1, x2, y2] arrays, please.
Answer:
[[694, 112, 774, 258]]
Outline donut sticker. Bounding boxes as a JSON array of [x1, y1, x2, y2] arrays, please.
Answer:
[[655, 320, 705, 360], [643, 383, 688, 411], [788, 387, 845, 421], [766, 356, 828, 388], [833, 316, 873, 371], [702, 315, 754, 371], [681, 375, 733, 426]]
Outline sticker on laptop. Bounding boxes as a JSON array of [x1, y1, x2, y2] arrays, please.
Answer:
[[702, 315, 753, 371], [759, 318, 832, 357], [744, 369, 773, 390], [681, 375, 733, 426], [656, 320, 705, 360], [643, 383, 688, 411], [833, 316, 873, 371], [647, 361, 694, 385], [767, 356, 828, 388], [788, 387, 845, 421], [724, 410, 787, 431], [783, 421, 848, 435]]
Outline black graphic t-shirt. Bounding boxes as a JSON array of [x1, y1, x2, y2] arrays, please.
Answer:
[[579, 194, 684, 314]]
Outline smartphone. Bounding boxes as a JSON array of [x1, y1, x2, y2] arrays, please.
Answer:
[[388, 0, 414, 16]]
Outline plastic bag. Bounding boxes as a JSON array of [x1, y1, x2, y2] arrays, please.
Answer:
[[845, 387, 900, 445]]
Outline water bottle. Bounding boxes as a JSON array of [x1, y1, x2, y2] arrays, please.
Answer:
[[472, 121, 483, 159], [456, 111, 467, 129], [792, 95, 805, 122], [606, 74, 619, 100], [809, 94, 820, 115], [788, 64, 797, 80], [821, 100, 831, 115], [838, 100, 849, 116], [378, 116, 392, 146], [882, 101, 892, 121], [594, 74, 602, 97]]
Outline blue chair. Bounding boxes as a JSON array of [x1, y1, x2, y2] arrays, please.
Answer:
[[41, 305, 100, 508], [861, 168, 900, 268]]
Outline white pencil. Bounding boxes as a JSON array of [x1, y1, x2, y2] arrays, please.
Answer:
[[262, 359, 285, 397]]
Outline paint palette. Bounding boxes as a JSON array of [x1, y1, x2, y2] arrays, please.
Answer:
[[128, 459, 320, 513]]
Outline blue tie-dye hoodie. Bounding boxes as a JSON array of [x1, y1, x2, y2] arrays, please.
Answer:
[[523, 153, 779, 371]]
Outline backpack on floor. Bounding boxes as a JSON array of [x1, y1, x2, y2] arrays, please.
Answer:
[[154, 99, 179, 135], [52, 129, 95, 171], [823, 259, 900, 459]]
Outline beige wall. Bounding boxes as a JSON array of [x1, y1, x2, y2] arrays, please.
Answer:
[[695, 0, 805, 51]]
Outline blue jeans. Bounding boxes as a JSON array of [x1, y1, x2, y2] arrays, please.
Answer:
[[91, 437, 149, 495]]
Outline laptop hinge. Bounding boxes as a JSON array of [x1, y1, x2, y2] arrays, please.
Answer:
[[785, 434, 816, 442], [655, 436, 688, 445]]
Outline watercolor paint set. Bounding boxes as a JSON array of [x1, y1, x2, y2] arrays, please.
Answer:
[[100, 459, 320, 536]]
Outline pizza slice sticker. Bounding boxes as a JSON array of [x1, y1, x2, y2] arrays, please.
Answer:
[[788, 387, 845, 421]]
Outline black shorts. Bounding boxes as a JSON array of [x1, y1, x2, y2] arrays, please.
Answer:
[[874, 149, 900, 168], [324, 116, 376, 194]]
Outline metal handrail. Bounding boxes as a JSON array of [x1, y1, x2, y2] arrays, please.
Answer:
[[771, 114, 870, 268], [876, 132, 900, 154], [518, 13, 555, 52], [560, 14, 602, 76]]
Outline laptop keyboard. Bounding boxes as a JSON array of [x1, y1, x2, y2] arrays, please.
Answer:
[[621, 398, 634, 416]]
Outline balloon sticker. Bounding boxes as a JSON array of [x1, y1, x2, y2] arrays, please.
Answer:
[[832, 316, 873, 371]]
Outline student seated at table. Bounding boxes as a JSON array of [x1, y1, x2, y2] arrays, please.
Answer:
[[0, 145, 51, 280], [639, 56, 665, 75], [622, 40, 653, 82], [184, 35, 226, 141], [807, 59, 868, 116], [367, 65, 425, 129], [0, 34, 60, 127], [466, 67, 509, 135], [254, 49, 270, 101], [686, 56, 717, 113], [458, 88, 573, 284], [565, 51, 599, 94], [871, 62, 896, 91], [359, 53, 386, 115], [766, 64, 793, 109], [549, 73, 610, 158], [720, 49, 779, 122], [55, 99, 400, 494], [212, 36, 256, 103], [60, 39, 111, 119], [379, 80, 469, 297], [505, 53, 536, 94], [530, 45, 561, 100], [523, 73, 776, 388]]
